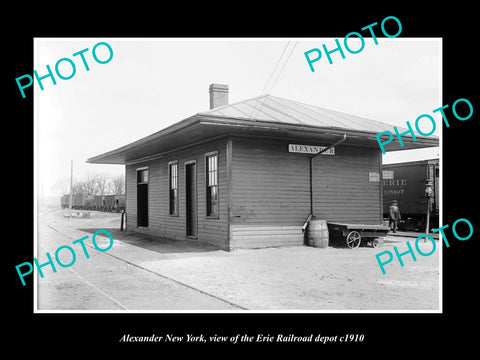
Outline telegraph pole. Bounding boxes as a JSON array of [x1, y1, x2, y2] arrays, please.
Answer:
[[69, 160, 73, 212]]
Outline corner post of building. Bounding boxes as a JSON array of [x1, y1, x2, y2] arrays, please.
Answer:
[[226, 137, 233, 249]]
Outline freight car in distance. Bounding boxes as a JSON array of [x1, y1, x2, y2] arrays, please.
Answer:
[[382, 158, 439, 232], [102, 194, 125, 212], [61, 193, 93, 210], [60, 194, 125, 212]]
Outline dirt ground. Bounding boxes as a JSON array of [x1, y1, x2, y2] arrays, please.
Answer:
[[39, 207, 440, 311]]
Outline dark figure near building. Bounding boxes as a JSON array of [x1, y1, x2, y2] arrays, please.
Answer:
[[389, 200, 401, 233]]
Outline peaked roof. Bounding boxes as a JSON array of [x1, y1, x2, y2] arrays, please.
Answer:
[[87, 94, 439, 164], [199, 94, 404, 134]]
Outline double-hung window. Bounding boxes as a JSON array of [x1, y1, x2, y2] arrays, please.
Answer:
[[206, 153, 218, 217], [169, 161, 178, 216]]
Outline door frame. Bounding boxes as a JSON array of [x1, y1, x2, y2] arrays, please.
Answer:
[[184, 160, 197, 237], [136, 166, 149, 228]]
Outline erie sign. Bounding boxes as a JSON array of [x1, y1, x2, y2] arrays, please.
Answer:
[[288, 144, 335, 155]]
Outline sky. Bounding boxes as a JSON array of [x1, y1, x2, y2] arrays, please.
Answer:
[[35, 38, 441, 200]]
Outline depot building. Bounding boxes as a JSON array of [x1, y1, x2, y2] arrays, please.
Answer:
[[88, 84, 438, 250]]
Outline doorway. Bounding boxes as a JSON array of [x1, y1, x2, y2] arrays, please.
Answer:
[[137, 168, 148, 227], [185, 162, 197, 237]]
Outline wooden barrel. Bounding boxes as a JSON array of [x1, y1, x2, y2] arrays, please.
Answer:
[[308, 219, 329, 248]]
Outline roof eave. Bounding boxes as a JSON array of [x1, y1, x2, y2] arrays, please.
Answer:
[[197, 114, 439, 148], [87, 114, 439, 165], [87, 115, 201, 164]]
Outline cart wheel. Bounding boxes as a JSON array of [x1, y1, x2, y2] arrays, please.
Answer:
[[372, 238, 383, 248], [346, 231, 361, 249]]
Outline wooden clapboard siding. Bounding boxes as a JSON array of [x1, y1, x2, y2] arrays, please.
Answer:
[[125, 163, 138, 229], [312, 145, 381, 224], [125, 134, 382, 250], [231, 137, 311, 226], [125, 137, 230, 249], [230, 137, 309, 248], [229, 137, 382, 248], [230, 225, 304, 248]]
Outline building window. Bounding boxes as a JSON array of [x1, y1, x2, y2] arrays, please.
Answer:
[[137, 169, 148, 184], [206, 153, 218, 217], [169, 161, 178, 216]]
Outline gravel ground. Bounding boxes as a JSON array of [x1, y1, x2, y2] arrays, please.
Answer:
[[40, 207, 440, 311]]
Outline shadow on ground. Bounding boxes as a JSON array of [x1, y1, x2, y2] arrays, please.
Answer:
[[327, 236, 409, 248], [78, 227, 222, 254]]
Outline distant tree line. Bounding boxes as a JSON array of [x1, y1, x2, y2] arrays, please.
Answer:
[[64, 172, 125, 196]]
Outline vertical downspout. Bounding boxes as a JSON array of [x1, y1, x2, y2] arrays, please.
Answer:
[[310, 156, 314, 216], [379, 150, 384, 224]]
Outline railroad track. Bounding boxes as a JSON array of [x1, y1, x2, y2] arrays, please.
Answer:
[[37, 208, 247, 311]]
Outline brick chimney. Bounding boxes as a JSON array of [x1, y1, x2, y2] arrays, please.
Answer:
[[209, 83, 229, 109]]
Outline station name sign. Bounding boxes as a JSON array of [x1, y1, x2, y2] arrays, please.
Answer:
[[288, 144, 335, 155]]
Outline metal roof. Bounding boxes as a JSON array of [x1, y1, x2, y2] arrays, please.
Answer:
[[199, 94, 404, 134], [87, 94, 439, 165]]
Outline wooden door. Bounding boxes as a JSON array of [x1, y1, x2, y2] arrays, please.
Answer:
[[185, 162, 197, 237], [137, 168, 148, 227]]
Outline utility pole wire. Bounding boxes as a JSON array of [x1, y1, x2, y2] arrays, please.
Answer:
[[251, 41, 298, 121]]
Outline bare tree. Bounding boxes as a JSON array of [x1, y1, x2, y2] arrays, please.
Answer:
[[95, 173, 110, 195], [109, 174, 125, 195], [82, 172, 99, 195], [59, 171, 123, 197], [71, 180, 85, 195]]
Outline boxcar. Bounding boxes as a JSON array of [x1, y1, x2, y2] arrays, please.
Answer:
[[103, 195, 116, 211], [382, 159, 439, 231], [84, 194, 94, 210], [114, 195, 125, 212], [93, 195, 105, 210], [117, 195, 126, 211], [61, 193, 124, 212], [102, 194, 125, 212], [72, 193, 86, 209]]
